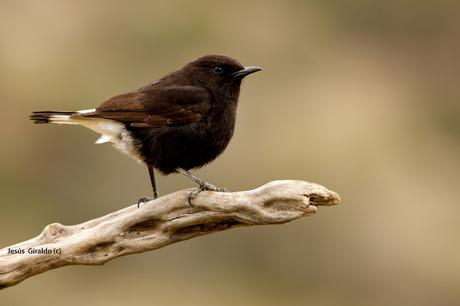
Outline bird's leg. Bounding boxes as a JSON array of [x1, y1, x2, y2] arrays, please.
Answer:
[[176, 167, 229, 206], [149, 166, 159, 199], [176, 168, 228, 191], [137, 165, 159, 207]]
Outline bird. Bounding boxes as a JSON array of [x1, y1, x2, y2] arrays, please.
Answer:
[[30, 55, 261, 205]]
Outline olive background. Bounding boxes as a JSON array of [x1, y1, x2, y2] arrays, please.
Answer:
[[1, 1, 459, 305]]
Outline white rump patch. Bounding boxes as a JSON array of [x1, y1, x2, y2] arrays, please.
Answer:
[[95, 135, 112, 144], [77, 108, 96, 114], [46, 112, 142, 161], [70, 117, 142, 162]]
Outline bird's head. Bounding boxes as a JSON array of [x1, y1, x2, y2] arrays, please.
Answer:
[[184, 55, 261, 98]]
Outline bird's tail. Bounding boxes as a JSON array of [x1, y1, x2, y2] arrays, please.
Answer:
[[30, 111, 85, 125]]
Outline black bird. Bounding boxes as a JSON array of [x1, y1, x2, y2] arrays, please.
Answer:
[[30, 55, 261, 205]]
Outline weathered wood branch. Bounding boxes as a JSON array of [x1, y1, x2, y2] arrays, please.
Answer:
[[0, 180, 340, 289]]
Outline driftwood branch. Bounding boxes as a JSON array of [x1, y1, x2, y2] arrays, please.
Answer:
[[0, 180, 340, 289]]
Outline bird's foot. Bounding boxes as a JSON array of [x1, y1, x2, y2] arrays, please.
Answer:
[[187, 182, 230, 207], [137, 197, 151, 208], [137, 196, 156, 208]]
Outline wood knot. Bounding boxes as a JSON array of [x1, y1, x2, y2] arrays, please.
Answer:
[[43, 223, 68, 240]]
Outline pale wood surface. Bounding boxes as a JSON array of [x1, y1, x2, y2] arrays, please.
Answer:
[[0, 180, 340, 289]]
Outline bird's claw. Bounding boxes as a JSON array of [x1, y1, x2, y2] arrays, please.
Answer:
[[187, 189, 200, 207], [137, 196, 153, 208], [187, 183, 230, 207]]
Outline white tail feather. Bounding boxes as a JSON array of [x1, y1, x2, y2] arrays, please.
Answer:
[[48, 115, 81, 125], [32, 111, 143, 162]]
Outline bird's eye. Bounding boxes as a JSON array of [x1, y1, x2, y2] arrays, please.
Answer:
[[212, 66, 224, 75]]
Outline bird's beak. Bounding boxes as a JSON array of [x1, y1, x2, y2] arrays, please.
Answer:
[[232, 66, 262, 78]]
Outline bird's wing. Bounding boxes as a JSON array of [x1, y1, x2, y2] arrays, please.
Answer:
[[85, 86, 212, 127]]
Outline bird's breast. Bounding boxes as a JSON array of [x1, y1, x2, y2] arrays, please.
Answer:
[[204, 107, 236, 151], [137, 105, 237, 174]]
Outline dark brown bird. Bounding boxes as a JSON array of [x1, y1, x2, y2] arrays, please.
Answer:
[[30, 55, 261, 205]]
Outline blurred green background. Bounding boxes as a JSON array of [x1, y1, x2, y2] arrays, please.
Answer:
[[1, 0, 459, 305]]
